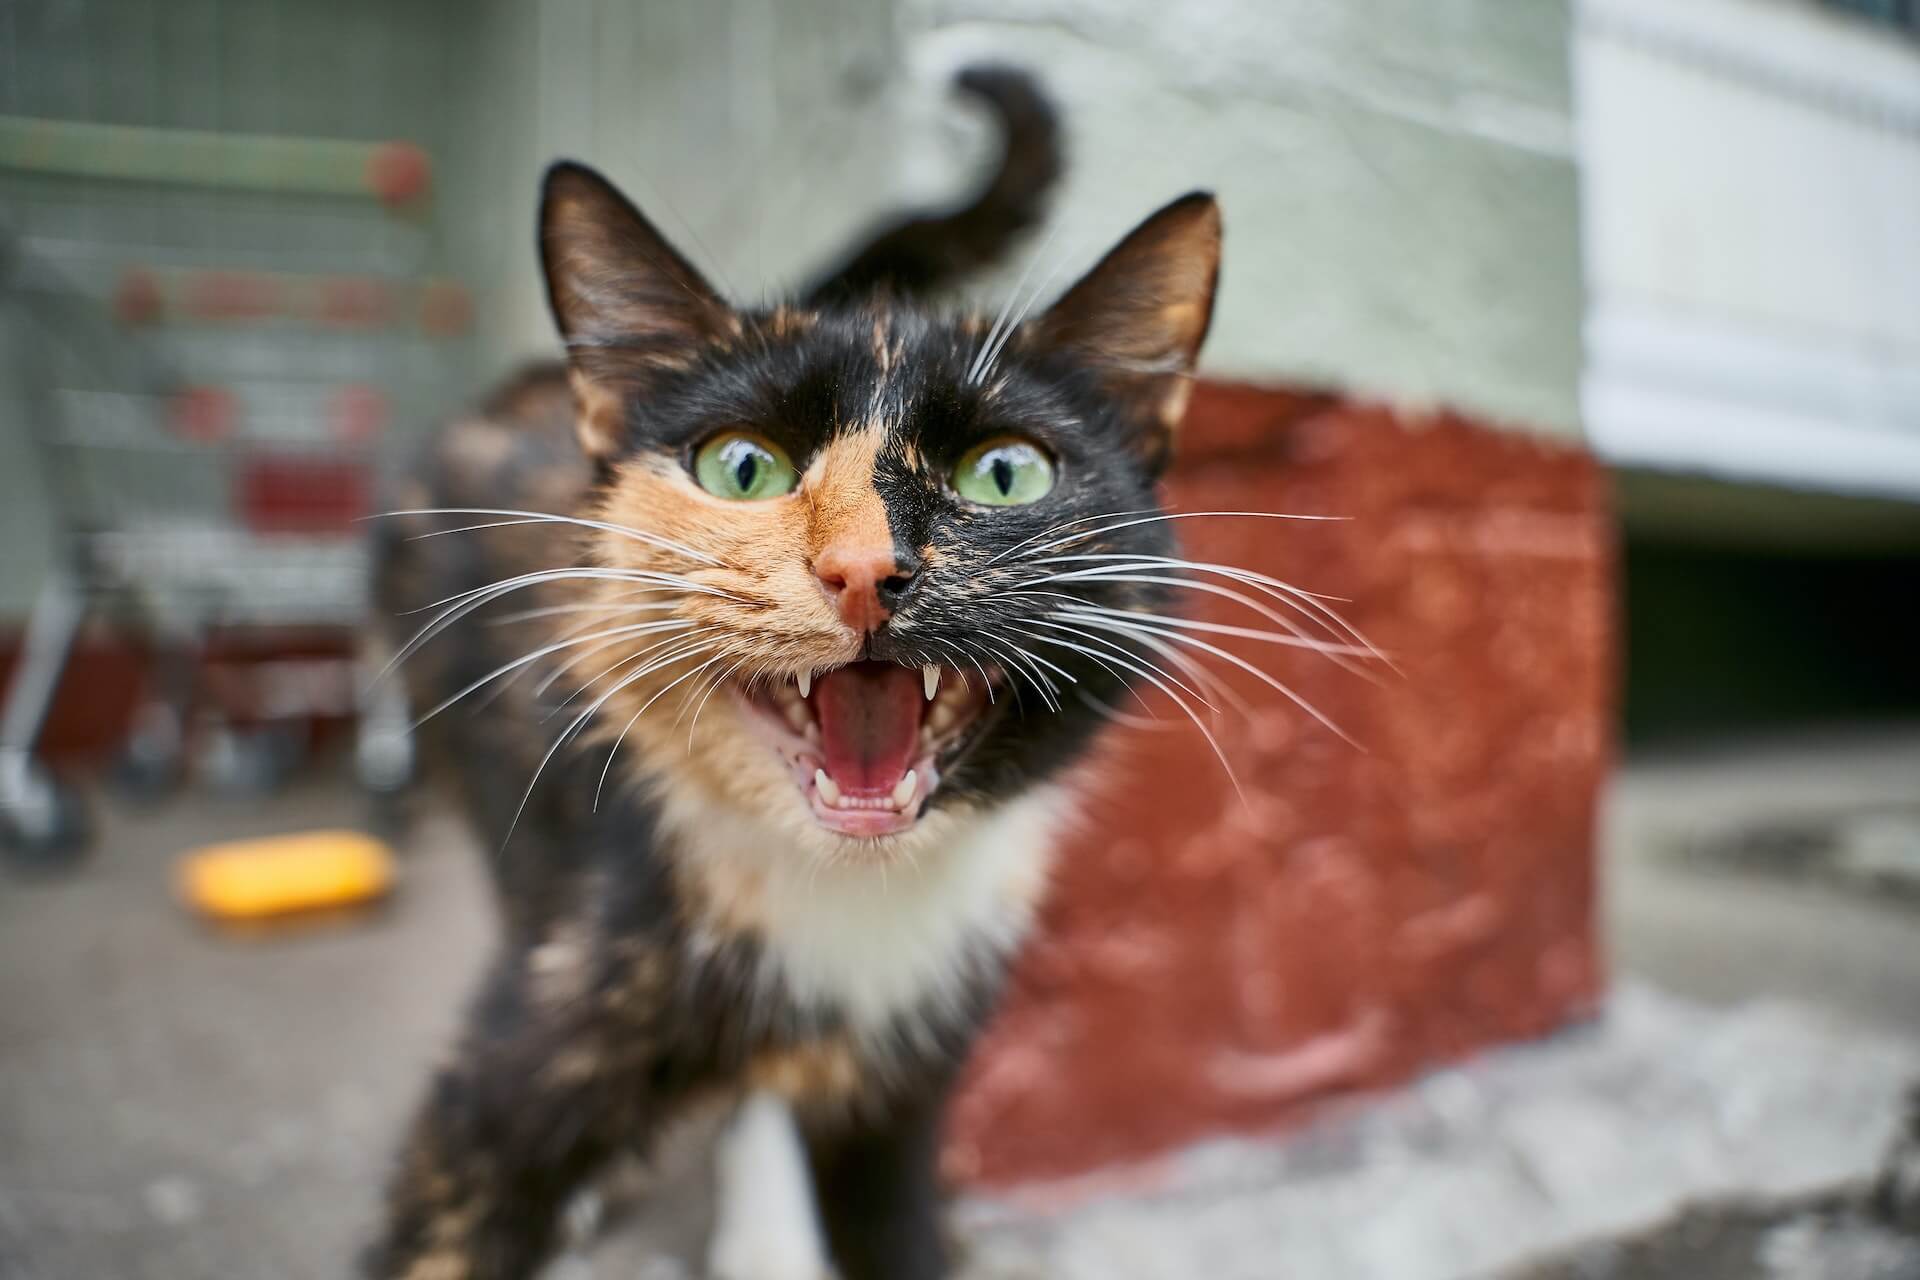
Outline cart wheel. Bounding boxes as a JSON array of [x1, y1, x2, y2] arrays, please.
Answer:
[[110, 702, 186, 805], [0, 759, 92, 872]]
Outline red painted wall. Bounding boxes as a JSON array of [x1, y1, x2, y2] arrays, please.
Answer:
[[945, 381, 1615, 1186]]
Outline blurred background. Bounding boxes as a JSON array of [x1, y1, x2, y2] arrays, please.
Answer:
[[1, 1, 1917, 1278]]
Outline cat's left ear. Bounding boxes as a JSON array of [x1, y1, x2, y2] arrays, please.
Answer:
[[540, 161, 737, 460], [1033, 192, 1220, 474]]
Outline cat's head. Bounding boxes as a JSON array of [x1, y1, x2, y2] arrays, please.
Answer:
[[539, 162, 1219, 862]]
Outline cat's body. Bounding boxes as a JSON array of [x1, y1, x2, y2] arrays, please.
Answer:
[[367, 68, 1221, 1280]]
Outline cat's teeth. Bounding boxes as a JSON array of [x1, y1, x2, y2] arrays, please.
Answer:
[[922, 665, 941, 701], [891, 770, 918, 808], [926, 701, 959, 736], [796, 670, 812, 699], [813, 768, 841, 806]]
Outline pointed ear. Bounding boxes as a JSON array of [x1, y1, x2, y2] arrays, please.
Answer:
[[539, 161, 736, 460], [1033, 192, 1220, 473]]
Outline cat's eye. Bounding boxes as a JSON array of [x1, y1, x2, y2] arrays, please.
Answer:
[[952, 438, 1055, 507], [692, 432, 797, 501]]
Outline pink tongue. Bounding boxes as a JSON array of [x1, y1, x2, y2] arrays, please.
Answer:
[[812, 662, 924, 795]]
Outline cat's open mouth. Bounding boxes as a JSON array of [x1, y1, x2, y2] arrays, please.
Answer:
[[734, 660, 997, 837]]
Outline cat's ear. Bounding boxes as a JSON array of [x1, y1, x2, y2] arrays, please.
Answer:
[[540, 161, 736, 460], [1033, 192, 1220, 473]]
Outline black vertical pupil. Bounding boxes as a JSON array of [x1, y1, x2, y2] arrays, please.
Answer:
[[990, 456, 1015, 496], [734, 451, 759, 490]]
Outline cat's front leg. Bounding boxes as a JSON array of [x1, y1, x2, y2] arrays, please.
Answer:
[[805, 1091, 951, 1280], [363, 949, 672, 1280]]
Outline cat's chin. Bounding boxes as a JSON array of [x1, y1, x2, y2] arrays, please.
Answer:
[[731, 659, 998, 838]]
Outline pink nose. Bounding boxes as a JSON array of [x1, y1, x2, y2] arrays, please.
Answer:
[[813, 541, 912, 634]]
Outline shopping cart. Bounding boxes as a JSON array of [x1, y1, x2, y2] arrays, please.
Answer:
[[0, 111, 470, 866]]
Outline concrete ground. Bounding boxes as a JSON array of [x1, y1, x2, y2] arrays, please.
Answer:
[[3, 727, 1919, 1279], [1603, 727, 1920, 1034]]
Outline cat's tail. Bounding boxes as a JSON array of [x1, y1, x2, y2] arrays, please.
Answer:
[[803, 65, 1063, 305]]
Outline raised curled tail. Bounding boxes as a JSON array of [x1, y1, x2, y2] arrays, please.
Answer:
[[804, 65, 1063, 305]]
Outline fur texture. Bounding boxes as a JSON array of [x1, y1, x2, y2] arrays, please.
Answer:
[[366, 66, 1220, 1280]]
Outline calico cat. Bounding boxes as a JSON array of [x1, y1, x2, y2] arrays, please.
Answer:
[[365, 67, 1220, 1280]]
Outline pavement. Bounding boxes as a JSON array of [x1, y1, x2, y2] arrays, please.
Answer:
[[3, 727, 1919, 1279]]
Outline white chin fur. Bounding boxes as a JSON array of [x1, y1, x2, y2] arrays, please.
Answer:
[[656, 786, 1067, 1033], [708, 1092, 829, 1280]]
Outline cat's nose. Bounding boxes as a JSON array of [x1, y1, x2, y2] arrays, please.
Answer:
[[813, 541, 918, 633]]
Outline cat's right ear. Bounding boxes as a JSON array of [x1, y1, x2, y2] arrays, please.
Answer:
[[540, 162, 735, 460]]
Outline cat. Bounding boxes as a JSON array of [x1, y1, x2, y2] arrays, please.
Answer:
[[364, 66, 1220, 1280]]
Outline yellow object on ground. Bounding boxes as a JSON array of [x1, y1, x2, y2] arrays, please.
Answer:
[[178, 830, 396, 922]]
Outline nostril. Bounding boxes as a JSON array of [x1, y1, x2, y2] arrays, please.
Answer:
[[877, 572, 916, 606]]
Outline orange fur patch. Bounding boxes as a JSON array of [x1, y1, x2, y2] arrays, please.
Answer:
[[568, 428, 902, 856], [744, 1036, 866, 1105], [804, 426, 892, 560]]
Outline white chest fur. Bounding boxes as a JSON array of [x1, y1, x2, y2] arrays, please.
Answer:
[[660, 788, 1066, 1033]]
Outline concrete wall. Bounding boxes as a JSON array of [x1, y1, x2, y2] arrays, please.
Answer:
[[442, 0, 913, 374], [1, 0, 1586, 618], [900, 0, 1583, 438], [1579, 0, 1920, 498], [456, 0, 1584, 441]]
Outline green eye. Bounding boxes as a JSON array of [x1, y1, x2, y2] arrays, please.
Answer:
[[953, 438, 1055, 506], [693, 432, 797, 501]]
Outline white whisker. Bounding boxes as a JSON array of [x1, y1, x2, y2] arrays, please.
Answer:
[[969, 224, 1060, 385], [378, 566, 738, 687], [986, 508, 1164, 567], [460, 610, 638, 717], [409, 620, 694, 730], [1029, 614, 1236, 717], [504, 646, 700, 845], [373, 507, 725, 566], [1006, 510, 1348, 565], [486, 594, 681, 625], [1015, 620, 1215, 713], [594, 652, 731, 810], [681, 656, 751, 743], [934, 637, 998, 704], [1006, 622, 1133, 688], [976, 635, 1064, 712], [974, 231, 1081, 383], [410, 566, 739, 617], [380, 571, 616, 678], [1017, 567, 1379, 679], [539, 628, 725, 707], [1062, 604, 1378, 664], [1032, 552, 1386, 663], [1019, 622, 1246, 804], [1073, 689, 1174, 731], [1073, 611, 1360, 749]]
